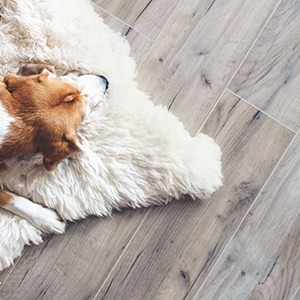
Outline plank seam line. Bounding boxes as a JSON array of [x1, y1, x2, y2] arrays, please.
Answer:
[[197, 0, 283, 133], [91, 208, 152, 300], [225, 0, 284, 90], [91, 2, 154, 42], [193, 130, 298, 300], [290, 284, 300, 300], [226, 88, 296, 133], [136, 0, 184, 72]]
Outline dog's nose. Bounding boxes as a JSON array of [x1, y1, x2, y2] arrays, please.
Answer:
[[97, 75, 109, 90]]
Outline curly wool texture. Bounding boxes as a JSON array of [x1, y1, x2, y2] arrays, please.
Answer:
[[0, 0, 222, 270]]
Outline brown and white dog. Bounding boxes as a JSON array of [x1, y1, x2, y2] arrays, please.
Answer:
[[0, 64, 108, 234]]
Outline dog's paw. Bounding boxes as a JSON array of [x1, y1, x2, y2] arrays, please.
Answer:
[[32, 207, 66, 234]]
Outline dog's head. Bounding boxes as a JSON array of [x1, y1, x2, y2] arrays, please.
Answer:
[[2, 69, 109, 171], [3, 70, 84, 171], [4, 70, 84, 116]]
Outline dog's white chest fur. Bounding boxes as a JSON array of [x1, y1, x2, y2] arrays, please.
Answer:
[[0, 102, 14, 144]]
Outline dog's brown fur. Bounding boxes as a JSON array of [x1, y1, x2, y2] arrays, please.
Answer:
[[0, 68, 84, 173], [0, 64, 87, 234]]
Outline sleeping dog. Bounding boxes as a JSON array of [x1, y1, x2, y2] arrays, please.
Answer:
[[0, 64, 108, 234]]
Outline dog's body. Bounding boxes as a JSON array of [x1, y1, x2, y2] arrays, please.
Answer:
[[0, 65, 108, 233]]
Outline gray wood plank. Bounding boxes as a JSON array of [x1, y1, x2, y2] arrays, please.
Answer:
[[0, 269, 11, 289], [229, 0, 300, 132], [192, 132, 300, 300], [135, 0, 279, 135], [0, 249, 24, 288], [92, 4, 153, 67], [249, 220, 300, 300], [292, 286, 300, 300], [91, 0, 181, 41], [92, 91, 294, 300], [0, 210, 147, 300]]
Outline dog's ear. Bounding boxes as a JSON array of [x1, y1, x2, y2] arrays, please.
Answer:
[[42, 133, 82, 171], [38, 70, 49, 82], [62, 133, 82, 152]]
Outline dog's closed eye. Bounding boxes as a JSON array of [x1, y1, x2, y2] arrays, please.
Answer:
[[62, 93, 79, 102]]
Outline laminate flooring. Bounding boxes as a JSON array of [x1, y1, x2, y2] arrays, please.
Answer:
[[0, 0, 299, 299]]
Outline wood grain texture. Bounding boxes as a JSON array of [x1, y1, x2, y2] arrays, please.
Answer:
[[92, 3, 153, 67], [0, 267, 12, 289], [229, 0, 300, 131], [91, 0, 180, 40], [192, 132, 300, 300], [249, 219, 300, 300], [135, 0, 279, 135], [292, 287, 300, 300], [0, 210, 146, 300], [92, 91, 294, 300]]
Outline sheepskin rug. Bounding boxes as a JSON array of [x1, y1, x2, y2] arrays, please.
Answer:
[[0, 0, 222, 271]]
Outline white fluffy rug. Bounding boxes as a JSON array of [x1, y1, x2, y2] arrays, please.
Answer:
[[0, 0, 222, 271]]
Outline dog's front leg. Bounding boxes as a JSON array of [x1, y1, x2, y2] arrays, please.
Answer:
[[0, 190, 65, 234]]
